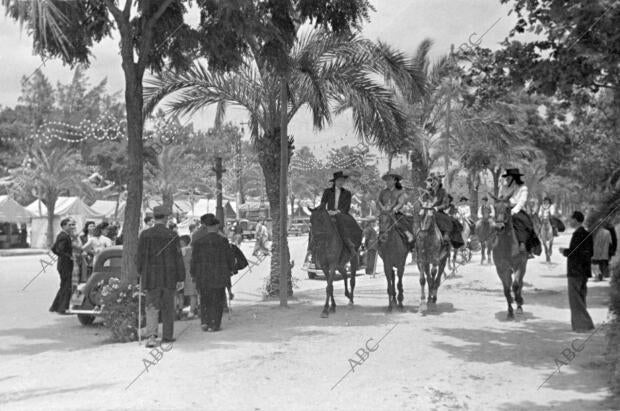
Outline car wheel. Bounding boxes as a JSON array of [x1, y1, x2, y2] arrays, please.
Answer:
[[78, 314, 95, 326]]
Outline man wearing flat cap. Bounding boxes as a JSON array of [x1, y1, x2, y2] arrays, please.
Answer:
[[191, 214, 235, 332], [137, 205, 186, 348], [319, 171, 362, 255]]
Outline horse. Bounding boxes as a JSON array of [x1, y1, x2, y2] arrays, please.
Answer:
[[308, 206, 359, 318], [537, 215, 554, 263], [377, 211, 410, 312], [491, 195, 529, 319], [476, 214, 496, 265], [415, 205, 450, 311]]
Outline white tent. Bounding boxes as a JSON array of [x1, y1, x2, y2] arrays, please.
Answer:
[[90, 200, 126, 220], [26, 197, 104, 248], [0, 195, 35, 223]]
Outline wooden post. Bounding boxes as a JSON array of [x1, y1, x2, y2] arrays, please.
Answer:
[[213, 157, 226, 230]]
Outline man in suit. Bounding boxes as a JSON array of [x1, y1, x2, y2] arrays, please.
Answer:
[[50, 218, 77, 314], [320, 171, 362, 254], [560, 211, 594, 332], [191, 214, 235, 332], [137, 205, 185, 348]]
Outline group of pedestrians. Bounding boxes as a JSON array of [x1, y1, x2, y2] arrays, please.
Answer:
[[49, 218, 118, 314], [561, 210, 617, 332], [138, 206, 247, 348]]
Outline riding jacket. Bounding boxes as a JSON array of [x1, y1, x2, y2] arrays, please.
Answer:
[[378, 187, 407, 214], [504, 184, 528, 215], [320, 187, 351, 214], [538, 204, 556, 221]]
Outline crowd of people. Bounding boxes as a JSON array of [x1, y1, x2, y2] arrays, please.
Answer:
[[46, 166, 617, 339]]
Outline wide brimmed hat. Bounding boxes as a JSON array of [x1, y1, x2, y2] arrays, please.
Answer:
[[543, 196, 553, 203], [481, 196, 488, 201], [381, 173, 403, 181], [200, 213, 220, 227], [501, 168, 524, 178], [152, 205, 171, 217], [459, 196, 469, 202], [329, 171, 349, 182]]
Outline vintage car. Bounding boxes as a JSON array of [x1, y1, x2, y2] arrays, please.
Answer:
[[68, 246, 124, 325]]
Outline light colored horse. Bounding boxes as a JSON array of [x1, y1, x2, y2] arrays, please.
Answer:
[[536, 216, 554, 263]]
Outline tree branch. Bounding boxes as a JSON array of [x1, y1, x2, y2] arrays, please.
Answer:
[[137, 0, 175, 74], [104, 0, 123, 23], [123, 0, 133, 19]]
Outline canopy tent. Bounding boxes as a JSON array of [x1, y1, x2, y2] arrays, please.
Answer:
[[184, 198, 237, 219], [26, 197, 104, 248], [0, 195, 35, 223], [237, 200, 270, 220], [90, 200, 126, 221]]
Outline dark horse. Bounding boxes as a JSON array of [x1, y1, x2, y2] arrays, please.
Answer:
[[476, 215, 496, 265], [309, 207, 360, 318], [415, 206, 449, 311], [491, 196, 529, 319], [377, 211, 409, 312]]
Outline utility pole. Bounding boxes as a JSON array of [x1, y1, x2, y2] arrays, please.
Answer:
[[445, 44, 454, 191], [213, 157, 226, 230]]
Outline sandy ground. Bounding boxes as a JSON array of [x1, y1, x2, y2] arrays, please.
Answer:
[[0, 231, 617, 411]]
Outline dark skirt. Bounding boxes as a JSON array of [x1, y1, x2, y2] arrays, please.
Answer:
[[434, 212, 464, 248], [512, 210, 540, 253]]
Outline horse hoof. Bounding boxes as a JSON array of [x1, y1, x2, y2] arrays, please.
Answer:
[[387, 305, 393, 313], [348, 300, 354, 306], [516, 306, 523, 315], [419, 303, 427, 312], [320, 311, 329, 318], [344, 291, 351, 299], [507, 311, 514, 320], [329, 306, 336, 313]]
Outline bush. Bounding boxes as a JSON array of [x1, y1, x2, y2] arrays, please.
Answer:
[[99, 277, 144, 342]]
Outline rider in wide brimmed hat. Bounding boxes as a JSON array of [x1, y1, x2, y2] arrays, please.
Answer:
[[500, 167, 541, 257], [538, 195, 558, 236], [421, 172, 464, 249], [319, 171, 361, 255], [378, 172, 414, 248]]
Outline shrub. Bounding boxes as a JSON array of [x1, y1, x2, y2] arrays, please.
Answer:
[[99, 277, 144, 342]]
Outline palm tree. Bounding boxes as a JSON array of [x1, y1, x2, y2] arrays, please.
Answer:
[[11, 144, 89, 246], [144, 144, 196, 212], [144, 29, 426, 296]]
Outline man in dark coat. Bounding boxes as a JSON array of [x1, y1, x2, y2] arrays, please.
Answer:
[[49, 218, 77, 314], [319, 171, 362, 254], [191, 214, 235, 332], [137, 205, 185, 348], [560, 211, 594, 332]]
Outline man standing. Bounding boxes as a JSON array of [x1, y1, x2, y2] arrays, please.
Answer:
[[137, 205, 185, 348], [362, 219, 378, 275], [191, 214, 235, 332], [49, 218, 77, 314], [252, 219, 270, 257], [560, 211, 594, 332]]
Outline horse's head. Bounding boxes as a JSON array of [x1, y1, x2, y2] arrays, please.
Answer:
[[377, 211, 393, 242], [419, 206, 436, 232], [308, 205, 330, 234], [491, 195, 512, 232]]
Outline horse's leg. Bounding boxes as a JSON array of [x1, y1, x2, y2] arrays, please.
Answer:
[[480, 242, 486, 264], [349, 255, 356, 305], [487, 241, 494, 265], [418, 262, 427, 312], [341, 263, 350, 301], [397, 262, 405, 310], [513, 261, 525, 314], [385, 265, 395, 312], [497, 264, 514, 319], [321, 266, 332, 318]]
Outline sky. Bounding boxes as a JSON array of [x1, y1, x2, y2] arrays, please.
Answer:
[[0, 0, 518, 165]]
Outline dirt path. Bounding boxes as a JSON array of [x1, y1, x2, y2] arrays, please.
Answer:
[[0, 232, 615, 410]]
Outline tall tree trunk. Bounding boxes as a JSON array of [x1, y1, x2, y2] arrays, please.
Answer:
[[410, 147, 429, 189], [119, 55, 144, 284], [46, 194, 57, 248], [491, 166, 502, 197], [162, 190, 174, 212], [256, 133, 293, 298], [468, 170, 479, 219], [279, 76, 289, 306]]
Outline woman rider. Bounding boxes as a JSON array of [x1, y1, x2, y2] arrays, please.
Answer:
[[500, 168, 541, 257], [378, 173, 415, 249], [319, 171, 361, 255], [421, 173, 464, 249]]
